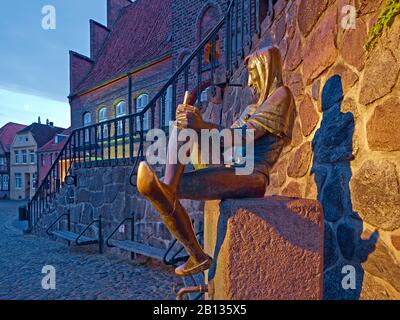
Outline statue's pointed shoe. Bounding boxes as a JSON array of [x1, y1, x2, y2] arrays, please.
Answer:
[[175, 255, 213, 277]]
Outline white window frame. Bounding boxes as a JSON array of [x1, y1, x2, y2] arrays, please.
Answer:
[[15, 173, 22, 190], [115, 101, 127, 136], [0, 157, 5, 166], [136, 94, 149, 131], [4, 175, 9, 191], [83, 112, 92, 142], [15, 151, 19, 164], [22, 150, 27, 164], [29, 150, 35, 164], [4, 175, 8, 191], [98, 107, 108, 139]]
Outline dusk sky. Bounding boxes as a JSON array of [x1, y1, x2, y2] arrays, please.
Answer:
[[0, 0, 107, 129]]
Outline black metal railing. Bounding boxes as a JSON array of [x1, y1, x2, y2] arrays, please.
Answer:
[[27, 0, 275, 231]]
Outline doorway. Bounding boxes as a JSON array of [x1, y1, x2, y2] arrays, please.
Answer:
[[24, 173, 31, 199]]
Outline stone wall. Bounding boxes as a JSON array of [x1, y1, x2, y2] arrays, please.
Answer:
[[33, 165, 204, 256], [217, 0, 400, 299]]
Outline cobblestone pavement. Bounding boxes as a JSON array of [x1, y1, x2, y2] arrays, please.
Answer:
[[0, 201, 182, 300]]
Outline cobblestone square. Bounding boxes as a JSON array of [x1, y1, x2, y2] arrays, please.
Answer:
[[0, 201, 181, 300]]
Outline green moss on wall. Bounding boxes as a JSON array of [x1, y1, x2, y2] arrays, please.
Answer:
[[364, 0, 400, 51]]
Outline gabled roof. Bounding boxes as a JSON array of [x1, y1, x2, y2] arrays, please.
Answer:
[[38, 128, 72, 153], [0, 122, 27, 153], [74, 0, 172, 94], [17, 123, 65, 148]]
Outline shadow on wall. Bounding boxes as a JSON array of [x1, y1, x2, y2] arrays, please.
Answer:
[[311, 75, 378, 300]]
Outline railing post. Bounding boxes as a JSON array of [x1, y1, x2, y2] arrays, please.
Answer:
[[131, 213, 135, 260], [256, 0, 261, 36], [67, 210, 71, 246], [27, 202, 32, 232], [98, 215, 103, 254], [241, 0, 244, 58]]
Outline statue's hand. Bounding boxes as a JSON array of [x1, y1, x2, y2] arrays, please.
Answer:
[[175, 104, 205, 130]]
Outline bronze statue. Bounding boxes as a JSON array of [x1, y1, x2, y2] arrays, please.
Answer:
[[137, 46, 295, 276]]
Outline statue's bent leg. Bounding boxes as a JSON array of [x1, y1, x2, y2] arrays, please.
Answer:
[[177, 166, 267, 200], [137, 127, 212, 276]]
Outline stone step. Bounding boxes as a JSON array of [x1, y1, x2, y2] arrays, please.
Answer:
[[204, 197, 324, 300]]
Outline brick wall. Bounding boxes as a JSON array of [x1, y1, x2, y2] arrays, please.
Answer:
[[70, 57, 173, 129], [90, 20, 110, 60]]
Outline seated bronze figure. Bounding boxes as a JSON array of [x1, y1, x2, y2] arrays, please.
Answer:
[[137, 46, 295, 276]]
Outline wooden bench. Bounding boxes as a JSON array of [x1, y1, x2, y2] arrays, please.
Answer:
[[46, 212, 103, 253], [52, 230, 98, 246]]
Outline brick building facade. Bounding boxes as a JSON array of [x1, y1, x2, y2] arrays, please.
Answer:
[[0, 123, 27, 199], [69, 0, 231, 131]]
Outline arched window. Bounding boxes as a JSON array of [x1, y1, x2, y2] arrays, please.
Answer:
[[99, 107, 107, 122], [199, 6, 220, 65], [116, 101, 126, 117], [98, 107, 108, 139], [83, 112, 92, 126], [83, 112, 92, 142], [115, 101, 126, 136], [136, 94, 149, 131]]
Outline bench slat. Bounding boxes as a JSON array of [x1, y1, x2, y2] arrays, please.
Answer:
[[52, 231, 98, 245], [109, 240, 185, 261]]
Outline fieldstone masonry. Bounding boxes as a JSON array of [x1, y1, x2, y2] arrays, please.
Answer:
[[33, 165, 204, 256], [215, 0, 400, 299]]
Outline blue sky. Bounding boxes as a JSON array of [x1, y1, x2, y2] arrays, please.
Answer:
[[0, 0, 107, 129]]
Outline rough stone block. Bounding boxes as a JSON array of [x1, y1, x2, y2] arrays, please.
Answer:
[[204, 197, 324, 300]]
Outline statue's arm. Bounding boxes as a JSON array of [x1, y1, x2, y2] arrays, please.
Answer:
[[175, 103, 269, 145]]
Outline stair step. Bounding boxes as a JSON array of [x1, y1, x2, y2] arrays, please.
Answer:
[[51, 231, 98, 245]]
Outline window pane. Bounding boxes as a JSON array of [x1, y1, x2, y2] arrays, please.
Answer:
[[15, 173, 22, 189], [83, 112, 92, 126], [4, 175, 9, 190], [30, 150, 35, 163], [99, 108, 107, 122], [116, 101, 126, 117], [136, 94, 149, 130], [22, 150, 27, 163]]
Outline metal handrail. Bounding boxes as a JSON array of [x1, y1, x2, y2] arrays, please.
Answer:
[[46, 212, 71, 236], [75, 216, 101, 246], [105, 215, 134, 248]]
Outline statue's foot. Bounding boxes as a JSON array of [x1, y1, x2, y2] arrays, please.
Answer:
[[175, 255, 213, 277]]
